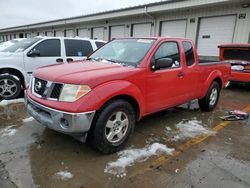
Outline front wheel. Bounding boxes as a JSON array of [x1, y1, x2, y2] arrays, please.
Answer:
[[198, 81, 220, 111], [0, 75, 22, 100], [88, 99, 135, 154]]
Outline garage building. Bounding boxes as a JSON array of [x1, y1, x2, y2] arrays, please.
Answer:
[[0, 0, 250, 58]]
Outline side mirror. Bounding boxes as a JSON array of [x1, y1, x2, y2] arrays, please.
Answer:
[[27, 49, 40, 57], [152, 58, 174, 70]]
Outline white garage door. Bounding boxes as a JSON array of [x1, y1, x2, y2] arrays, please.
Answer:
[[132, 23, 152, 37], [46, 31, 54, 37], [110, 25, 125, 40], [197, 15, 236, 57], [161, 20, 187, 38], [66, 30, 74, 37], [93, 27, 105, 40], [78, 28, 88, 38], [39, 32, 45, 36], [55, 30, 64, 37]]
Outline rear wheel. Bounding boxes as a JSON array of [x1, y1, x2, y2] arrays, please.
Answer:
[[0, 75, 22, 100], [88, 99, 135, 154], [198, 81, 220, 111]]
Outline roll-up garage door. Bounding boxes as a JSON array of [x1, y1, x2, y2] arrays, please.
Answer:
[[132, 23, 152, 37], [92, 27, 105, 40], [78, 28, 88, 38], [55, 30, 64, 37], [46, 31, 54, 37], [197, 15, 236, 57], [160, 20, 187, 38], [110, 25, 125, 40], [66, 30, 74, 37]]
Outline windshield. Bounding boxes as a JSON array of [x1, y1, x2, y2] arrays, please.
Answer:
[[89, 39, 156, 67], [1, 38, 41, 53], [223, 49, 250, 61]]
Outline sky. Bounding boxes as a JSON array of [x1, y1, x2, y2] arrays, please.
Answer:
[[0, 0, 161, 29]]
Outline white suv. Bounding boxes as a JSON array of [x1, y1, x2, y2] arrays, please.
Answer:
[[0, 37, 106, 99]]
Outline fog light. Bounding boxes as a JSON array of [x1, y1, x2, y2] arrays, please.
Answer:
[[60, 118, 69, 129]]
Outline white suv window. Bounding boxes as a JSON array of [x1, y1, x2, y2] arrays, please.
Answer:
[[32, 39, 61, 57], [64, 39, 93, 57]]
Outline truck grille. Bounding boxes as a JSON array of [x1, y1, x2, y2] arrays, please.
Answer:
[[31, 77, 63, 100], [50, 83, 63, 99]]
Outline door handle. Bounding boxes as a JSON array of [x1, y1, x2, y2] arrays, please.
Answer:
[[56, 58, 63, 63], [177, 72, 185, 78], [67, 58, 74, 63]]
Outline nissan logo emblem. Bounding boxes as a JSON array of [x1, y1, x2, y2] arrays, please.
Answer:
[[35, 81, 42, 92]]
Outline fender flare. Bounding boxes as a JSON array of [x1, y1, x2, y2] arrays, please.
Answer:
[[77, 80, 146, 118], [200, 70, 222, 98]]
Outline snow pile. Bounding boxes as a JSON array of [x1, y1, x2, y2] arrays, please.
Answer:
[[104, 143, 174, 177], [0, 99, 25, 106], [22, 117, 34, 123], [173, 119, 215, 141], [55, 171, 73, 180], [1, 126, 18, 137]]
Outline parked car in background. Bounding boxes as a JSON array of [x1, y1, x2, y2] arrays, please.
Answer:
[[219, 44, 250, 84], [0, 38, 25, 51], [26, 37, 231, 153], [0, 37, 106, 99]]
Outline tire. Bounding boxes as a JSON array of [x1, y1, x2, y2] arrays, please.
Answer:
[[198, 81, 220, 111], [88, 99, 135, 154], [0, 75, 22, 100]]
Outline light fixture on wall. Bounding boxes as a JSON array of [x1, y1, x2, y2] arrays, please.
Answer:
[[126, 25, 130, 28]]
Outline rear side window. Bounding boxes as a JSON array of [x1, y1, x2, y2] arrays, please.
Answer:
[[95, 41, 105, 48], [65, 39, 93, 57], [154, 42, 181, 68], [32, 39, 60, 57], [183, 41, 195, 66]]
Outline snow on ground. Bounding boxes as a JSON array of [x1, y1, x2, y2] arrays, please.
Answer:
[[104, 143, 175, 177], [1, 126, 18, 137], [22, 117, 34, 123], [0, 99, 25, 106], [172, 119, 215, 141], [55, 171, 73, 180]]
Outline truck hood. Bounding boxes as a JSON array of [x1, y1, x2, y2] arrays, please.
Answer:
[[34, 61, 138, 87]]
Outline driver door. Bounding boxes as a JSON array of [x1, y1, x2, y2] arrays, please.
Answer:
[[146, 41, 188, 113], [24, 39, 63, 79]]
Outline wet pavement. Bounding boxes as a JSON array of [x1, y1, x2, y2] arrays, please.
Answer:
[[0, 84, 250, 188]]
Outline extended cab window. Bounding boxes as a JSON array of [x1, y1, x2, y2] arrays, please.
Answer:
[[183, 41, 195, 66], [154, 42, 181, 68], [65, 39, 93, 57], [31, 39, 60, 57]]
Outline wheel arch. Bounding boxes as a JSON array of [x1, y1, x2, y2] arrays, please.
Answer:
[[0, 68, 25, 88]]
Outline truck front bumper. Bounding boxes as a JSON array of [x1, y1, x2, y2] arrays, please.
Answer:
[[25, 94, 96, 134]]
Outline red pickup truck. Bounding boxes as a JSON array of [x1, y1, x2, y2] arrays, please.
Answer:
[[25, 37, 230, 153], [218, 44, 250, 83]]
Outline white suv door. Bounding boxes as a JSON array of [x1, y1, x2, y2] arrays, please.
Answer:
[[64, 39, 94, 62], [24, 39, 63, 75]]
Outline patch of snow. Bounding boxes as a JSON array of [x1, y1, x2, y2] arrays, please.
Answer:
[[104, 143, 174, 177], [22, 117, 34, 123], [166, 126, 172, 131], [55, 171, 73, 180], [173, 119, 215, 141], [1, 126, 18, 137], [0, 99, 24, 106]]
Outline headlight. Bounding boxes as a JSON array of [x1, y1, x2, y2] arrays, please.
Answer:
[[59, 84, 91, 102]]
